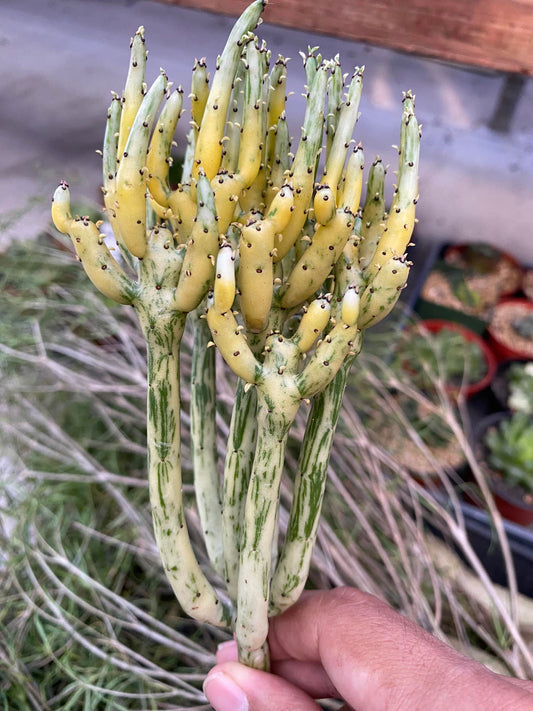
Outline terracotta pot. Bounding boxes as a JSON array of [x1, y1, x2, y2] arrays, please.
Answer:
[[487, 299, 533, 362], [409, 319, 497, 398]]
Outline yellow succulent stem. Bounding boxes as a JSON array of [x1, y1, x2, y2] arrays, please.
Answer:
[[51, 183, 137, 305], [174, 173, 219, 312], [239, 186, 294, 332], [193, 0, 264, 180], [275, 62, 329, 261], [265, 112, 290, 208], [296, 319, 362, 398], [168, 185, 197, 242], [146, 89, 184, 206], [190, 57, 210, 131], [313, 185, 336, 226], [321, 67, 363, 197], [358, 255, 410, 329], [364, 95, 420, 279], [117, 26, 146, 159], [359, 157, 387, 270], [115, 73, 167, 258], [338, 144, 365, 213], [207, 308, 262, 383], [281, 208, 355, 309], [291, 297, 331, 354]]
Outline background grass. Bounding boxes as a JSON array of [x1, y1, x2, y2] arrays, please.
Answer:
[[1, 229, 532, 709]]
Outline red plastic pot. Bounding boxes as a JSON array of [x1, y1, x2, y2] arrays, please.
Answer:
[[487, 298, 533, 363], [413, 319, 497, 398]]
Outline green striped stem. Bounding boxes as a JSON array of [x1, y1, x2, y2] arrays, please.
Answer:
[[139, 312, 230, 627], [235, 340, 302, 670], [236, 394, 294, 671], [190, 309, 224, 578], [222, 379, 258, 606], [269, 353, 358, 615], [133, 230, 230, 626]]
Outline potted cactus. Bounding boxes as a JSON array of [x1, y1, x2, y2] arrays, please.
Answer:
[[50, 1, 420, 670], [397, 319, 496, 397], [477, 412, 533, 526], [491, 360, 533, 415], [444, 243, 523, 298], [417, 242, 523, 334], [488, 298, 533, 362]]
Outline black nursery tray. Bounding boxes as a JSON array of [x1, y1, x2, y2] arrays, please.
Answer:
[[461, 500, 533, 597]]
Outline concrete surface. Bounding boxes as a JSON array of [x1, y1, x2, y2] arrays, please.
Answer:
[[1, 0, 532, 263]]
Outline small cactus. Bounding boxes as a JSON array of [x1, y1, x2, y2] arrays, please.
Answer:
[[51, 0, 420, 671]]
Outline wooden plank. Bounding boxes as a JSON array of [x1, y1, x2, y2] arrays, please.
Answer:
[[157, 0, 533, 76]]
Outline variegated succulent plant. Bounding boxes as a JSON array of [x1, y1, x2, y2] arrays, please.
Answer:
[[52, 0, 420, 670]]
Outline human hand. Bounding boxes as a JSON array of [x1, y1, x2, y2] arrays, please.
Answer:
[[204, 587, 533, 710]]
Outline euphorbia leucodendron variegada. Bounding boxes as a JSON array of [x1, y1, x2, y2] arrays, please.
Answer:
[[52, 0, 420, 670]]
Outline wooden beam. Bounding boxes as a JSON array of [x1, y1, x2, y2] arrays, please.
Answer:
[[157, 0, 533, 76]]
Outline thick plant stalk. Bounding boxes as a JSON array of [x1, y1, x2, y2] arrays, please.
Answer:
[[190, 309, 224, 577], [141, 314, 229, 625], [222, 380, 258, 605], [269, 355, 358, 614], [208, 248, 367, 666], [236, 394, 294, 670]]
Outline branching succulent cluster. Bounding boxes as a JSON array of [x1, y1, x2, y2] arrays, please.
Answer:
[[51, 0, 420, 670]]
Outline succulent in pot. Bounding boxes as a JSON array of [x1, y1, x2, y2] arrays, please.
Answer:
[[418, 242, 523, 330], [398, 319, 496, 397], [488, 299, 533, 362], [507, 361, 533, 415], [444, 242, 523, 299], [478, 412, 533, 526], [491, 360, 533, 415]]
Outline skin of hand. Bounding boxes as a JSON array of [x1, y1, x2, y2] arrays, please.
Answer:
[[203, 587, 533, 711]]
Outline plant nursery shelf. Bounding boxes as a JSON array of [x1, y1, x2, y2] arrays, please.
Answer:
[[158, 0, 533, 76]]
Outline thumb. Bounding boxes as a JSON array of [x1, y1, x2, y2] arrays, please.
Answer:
[[203, 661, 323, 711]]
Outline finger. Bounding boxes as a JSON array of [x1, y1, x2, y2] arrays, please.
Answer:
[[267, 587, 533, 711], [271, 659, 337, 699], [216, 639, 238, 664], [216, 639, 337, 699], [203, 661, 322, 711]]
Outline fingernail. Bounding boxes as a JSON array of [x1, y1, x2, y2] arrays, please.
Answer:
[[203, 671, 249, 711]]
